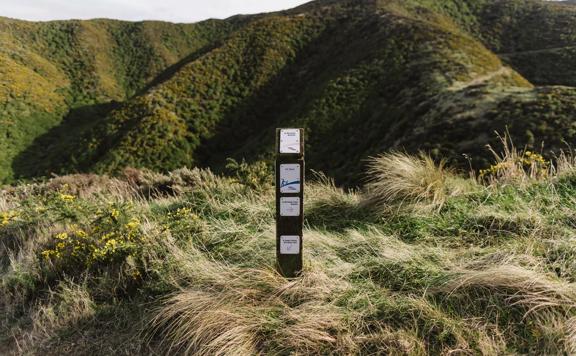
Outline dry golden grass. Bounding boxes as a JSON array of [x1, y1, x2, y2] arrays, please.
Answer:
[[151, 290, 261, 356], [149, 265, 350, 355], [147, 230, 355, 355], [481, 133, 550, 185], [363, 152, 449, 209], [554, 150, 576, 178], [566, 317, 576, 355], [362, 152, 472, 211], [438, 265, 576, 316]]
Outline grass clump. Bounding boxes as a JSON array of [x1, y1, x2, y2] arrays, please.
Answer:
[[479, 133, 550, 185], [362, 152, 475, 211]]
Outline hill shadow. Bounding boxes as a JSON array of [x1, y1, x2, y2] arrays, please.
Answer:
[[195, 12, 409, 187], [12, 101, 119, 179], [138, 43, 223, 95]]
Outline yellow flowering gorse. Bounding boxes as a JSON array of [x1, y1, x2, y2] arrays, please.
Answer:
[[480, 151, 549, 180], [59, 194, 76, 202], [41, 206, 144, 270], [0, 210, 20, 227]]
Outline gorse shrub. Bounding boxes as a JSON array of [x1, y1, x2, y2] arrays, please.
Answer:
[[480, 133, 550, 185], [40, 209, 143, 275], [14, 186, 149, 285], [225, 158, 272, 191]]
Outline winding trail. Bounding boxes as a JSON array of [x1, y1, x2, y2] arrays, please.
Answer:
[[498, 45, 576, 57], [449, 67, 512, 91]]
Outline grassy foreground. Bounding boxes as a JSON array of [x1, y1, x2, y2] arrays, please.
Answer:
[[2, 148, 576, 354]]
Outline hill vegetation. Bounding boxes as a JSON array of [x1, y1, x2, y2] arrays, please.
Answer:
[[0, 17, 239, 182], [3, 142, 576, 354], [0, 0, 574, 186]]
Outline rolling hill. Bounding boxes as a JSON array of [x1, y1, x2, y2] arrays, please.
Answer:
[[1, 0, 576, 187]]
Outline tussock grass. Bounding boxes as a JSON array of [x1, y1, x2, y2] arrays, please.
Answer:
[[363, 152, 449, 209], [2, 161, 576, 354], [566, 317, 576, 355], [362, 152, 475, 212], [152, 290, 261, 355], [149, 235, 349, 355], [438, 265, 576, 317]]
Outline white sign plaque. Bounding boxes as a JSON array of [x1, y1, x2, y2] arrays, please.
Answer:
[[279, 164, 301, 193], [279, 129, 301, 154], [280, 235, 300, 254], [280, 197, 300, 216]]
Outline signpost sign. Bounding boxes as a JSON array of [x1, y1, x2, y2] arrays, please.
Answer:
[[276, 128, 304, 278]]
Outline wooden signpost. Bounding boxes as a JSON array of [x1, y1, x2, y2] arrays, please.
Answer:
[[276, 128, 304, 278]]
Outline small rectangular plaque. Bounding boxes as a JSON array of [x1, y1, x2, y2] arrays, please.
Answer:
[[279, 164, 301, 193], [280, 197, 300, 216], [279, 129, 301, 154], [280, 235, 300, 254]]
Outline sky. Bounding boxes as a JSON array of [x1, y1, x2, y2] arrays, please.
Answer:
[[0, 0, 312, 23]]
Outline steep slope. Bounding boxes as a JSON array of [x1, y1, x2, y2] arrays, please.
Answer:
[[3, 0, 576, 186], [0, 17, 239, 182]]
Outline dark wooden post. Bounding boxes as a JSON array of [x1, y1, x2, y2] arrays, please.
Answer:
[[276, 128, 304, 278]]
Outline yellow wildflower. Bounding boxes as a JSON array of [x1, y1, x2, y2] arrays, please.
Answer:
[[125, 218, 140, 230], [41, 250, 54, 260], [59, 194, 75, 202], [55, 232, 68, 240], [100, 232, 116, 241], [1, 214, 9, 227], [1, 211, 19, 227], [105, 239, 118, 250], [176, 207, 192, 217], [74, 230, 87, 238], [110, 208, 120, 221]]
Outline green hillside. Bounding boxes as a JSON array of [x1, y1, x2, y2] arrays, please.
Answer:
[[2, 0, 574, 186], [0, 17, 240, 183]]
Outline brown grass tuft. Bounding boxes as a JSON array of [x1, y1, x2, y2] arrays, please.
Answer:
[[437, 265, 576, 319], [362, 152, 462, 211], [151, 290, 261, 355]]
